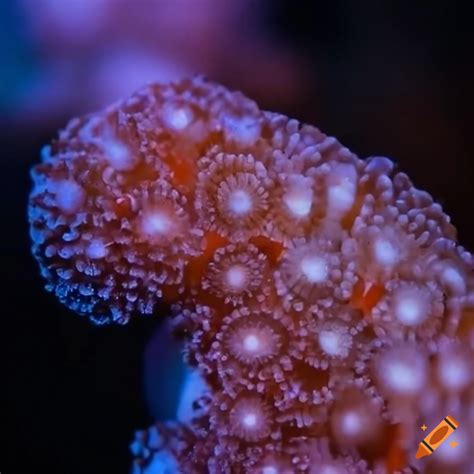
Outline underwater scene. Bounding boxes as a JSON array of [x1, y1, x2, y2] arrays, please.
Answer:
[[3, 1, 474, 473]]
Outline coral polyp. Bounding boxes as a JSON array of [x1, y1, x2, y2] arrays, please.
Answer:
[[201, 243, 271, 306], [274, 234, 355, 313], [28, 77, 474, 473], [195, 152, 272, 241], [225, 394, 273, 442], [223, 315, 283, 365]]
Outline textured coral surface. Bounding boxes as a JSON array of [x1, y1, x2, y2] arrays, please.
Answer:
[[28, 77, 474, 473]]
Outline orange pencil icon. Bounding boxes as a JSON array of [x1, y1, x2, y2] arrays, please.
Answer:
[[416, 415, 459, 459]]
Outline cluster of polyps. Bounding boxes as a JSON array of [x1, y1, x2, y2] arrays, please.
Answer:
[[28, 77, 474, 473]]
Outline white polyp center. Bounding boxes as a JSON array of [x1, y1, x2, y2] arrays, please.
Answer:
[[385, 360, 423, 394], [228, 189, 252, 215], [225, 265, 247, 290], [341, 411, 362, 436], [104, 139, 134, 170], [439, 356, 470, 391], [394, 292, 427, 326], [262, 466, 278, 474], [373, 238, 398, 266], [141, 211, 173, 236], [86, 239, 108, 259], [319, 329, 346, 357], [163, 104, 193, 130], [54, 180, 85, 214], [283, 187, 313, 217], [242, 412, 257, 427], [300, 255, 328, 283], [327, 183, 354, 213], [326, 164, 357, 218], [243, 334, 260, 352]]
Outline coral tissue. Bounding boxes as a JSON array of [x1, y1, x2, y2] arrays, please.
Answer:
[[28, 77, 474, 473]]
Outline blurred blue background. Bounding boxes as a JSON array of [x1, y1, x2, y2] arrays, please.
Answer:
[[1, 1, 473, 473]]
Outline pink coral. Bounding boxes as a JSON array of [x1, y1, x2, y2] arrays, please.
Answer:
[[28, 77, 474, 472]]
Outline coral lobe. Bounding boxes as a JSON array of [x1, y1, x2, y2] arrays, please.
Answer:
[[28, 77, 474, 473]]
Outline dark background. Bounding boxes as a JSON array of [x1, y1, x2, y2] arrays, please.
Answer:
[[2, 1, 473, 473]]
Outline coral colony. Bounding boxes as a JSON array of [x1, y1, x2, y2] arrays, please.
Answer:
[[28, 77, 473, 473]]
